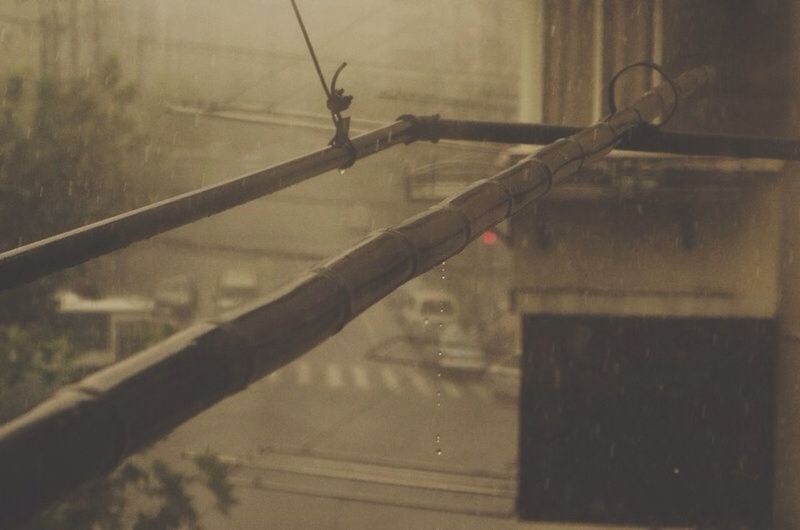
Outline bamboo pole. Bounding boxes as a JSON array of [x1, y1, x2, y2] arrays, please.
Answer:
[[0, 120, 416, 292], [0, 65, 714, 528]]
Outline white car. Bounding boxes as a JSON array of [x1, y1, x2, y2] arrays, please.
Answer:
[[436, 324, 488, 374], [397, 287, 460, 339], [487, 353, 521, 400], [216, 269, 259, 313], [153, 274, 198, 320]]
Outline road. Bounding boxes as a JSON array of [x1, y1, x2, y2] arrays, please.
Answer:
[[141, 299, 520, 529]]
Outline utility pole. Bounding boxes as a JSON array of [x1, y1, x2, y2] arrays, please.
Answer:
[[37, 0, 50, 79], [69, 0, 80, 78], [136, 1, 148, 86], [91, 0, 103, 80], [49, 0, 61, 81], [518, 0, 543, 123]]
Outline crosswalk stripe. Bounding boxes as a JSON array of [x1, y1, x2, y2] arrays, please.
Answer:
[[469, 383, 491, 401], [409, 372, 434, 396], [380, 366, 400, 392], [297, 362, 311, 386], [352, 365, 370, 390], [442, 380, 462, 399], [327, 364, 343, 389]]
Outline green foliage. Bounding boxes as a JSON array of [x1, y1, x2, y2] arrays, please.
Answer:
[[192, 453, 238, 516], [22, 456, 237, 530], [0, 57, 165, 361], [0, 60, 161, 250], [0, 59, 167, 418], [133, 460, 199, 530], [0, 62, 236, 529]]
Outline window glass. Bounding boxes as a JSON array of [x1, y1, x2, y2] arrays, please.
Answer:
[[0, 2, 792, 530]]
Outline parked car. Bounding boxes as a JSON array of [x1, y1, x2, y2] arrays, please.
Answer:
[[153, 274, 198, 321], [436, 323, 488, 374], [56, 290, 170, 380], [487, 352, 521, 400], [397, 287, 460, 339], [216, 269, 259, 313]]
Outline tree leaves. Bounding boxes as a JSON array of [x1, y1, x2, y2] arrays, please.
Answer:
[[192, 453, 238, 516], [0, 62, 234, 529], [21, 456, 237, 530]]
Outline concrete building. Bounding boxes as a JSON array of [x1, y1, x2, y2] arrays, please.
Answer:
[[511, 2, 798, 528]]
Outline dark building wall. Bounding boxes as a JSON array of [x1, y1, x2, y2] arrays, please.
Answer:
[[515, 2, 795, 526], [662, 0, 792, 136], [518, 315, 777, 527]]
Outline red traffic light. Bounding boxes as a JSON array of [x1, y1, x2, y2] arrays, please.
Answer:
[[481, 230, 498, 245]]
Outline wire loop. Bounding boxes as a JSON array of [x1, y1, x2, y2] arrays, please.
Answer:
[[290, 0, 357, 168], [606, 61, 678, 127]]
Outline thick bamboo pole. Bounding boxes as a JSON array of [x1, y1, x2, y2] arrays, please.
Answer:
[[0, 65, 714, 528]]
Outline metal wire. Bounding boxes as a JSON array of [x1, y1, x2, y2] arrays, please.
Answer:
[[289, 0, 331, 101], [289, 0, 357, 166]]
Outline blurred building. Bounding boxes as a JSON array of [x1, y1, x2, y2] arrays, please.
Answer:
[[3, 1, 800, 527], [0, 0, 527, 320], [512, 1, 798, 528]]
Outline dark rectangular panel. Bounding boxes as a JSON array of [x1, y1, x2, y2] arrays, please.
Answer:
[[517, 315, 776, 528]]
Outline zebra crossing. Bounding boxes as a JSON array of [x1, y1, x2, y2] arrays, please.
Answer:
[[263, 360, 494, 402]]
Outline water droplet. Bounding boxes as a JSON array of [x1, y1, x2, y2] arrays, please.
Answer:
[[435, 391, 441, 398], [437, 350, 443, 357], [441, 275, 446, 280], [435, 434, 441, 443], [424, 319, 430, 326], [436, 372, 442, 378], [436, 401, 441, 407], [436, 448, 442, 456], [673, 467, 680, 474], [338, 168, 346, 175]]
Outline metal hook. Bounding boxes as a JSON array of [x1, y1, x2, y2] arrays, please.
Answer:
[[327, 62, 353, 115], [289, 0, 356, 168]]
